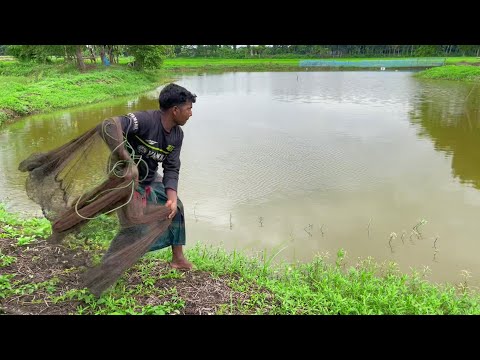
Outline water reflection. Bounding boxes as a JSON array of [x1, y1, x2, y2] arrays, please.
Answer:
[[271, 71, 416, 106], [411, 81, 480, 189]]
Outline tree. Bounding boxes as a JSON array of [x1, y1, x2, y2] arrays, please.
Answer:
[[6, 45, 59, 63], [458, 45, 478, 57], [75, 45, 86, 71], [5, 45, 90, 71], [126, 45, 173, 69], [414, 45, 441, 57]]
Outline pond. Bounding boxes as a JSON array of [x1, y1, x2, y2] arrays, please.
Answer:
[[1, 70, 479, 287]]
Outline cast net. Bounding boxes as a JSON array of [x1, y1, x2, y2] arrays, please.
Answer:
[[18, 117, 171, 296]]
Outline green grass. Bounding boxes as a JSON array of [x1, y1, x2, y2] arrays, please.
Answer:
[[1, 202, 480, 314], [183, 245, 480, 314], [0, 61, 171, 124], [415, 65, 480, 82], [445, 57, 480, 64], [164, 58, 300, 66], [161, 57, 302, 72]]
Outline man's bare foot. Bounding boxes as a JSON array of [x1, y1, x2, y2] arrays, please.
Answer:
[[170, 245, 192, 270], [170, 259, 193, 270]]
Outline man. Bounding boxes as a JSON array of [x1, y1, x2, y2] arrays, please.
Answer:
[[116, 83, 196, 270], [18, 82, 196, 295]]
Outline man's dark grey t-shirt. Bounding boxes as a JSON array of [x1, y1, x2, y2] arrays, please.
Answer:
[[119, 110, 183, 190]]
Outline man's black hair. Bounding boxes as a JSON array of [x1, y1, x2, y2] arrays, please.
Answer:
[[159, 83, 197, 110]]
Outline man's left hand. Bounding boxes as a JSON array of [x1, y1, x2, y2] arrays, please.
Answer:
[[165, 199, 177, 219]]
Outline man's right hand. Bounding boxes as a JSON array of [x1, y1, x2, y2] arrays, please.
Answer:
[[125, 163, 139, 188]]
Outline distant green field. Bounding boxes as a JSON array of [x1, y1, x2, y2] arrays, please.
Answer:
[[162, 57, 480, 70], [162, 58, 300, 68]]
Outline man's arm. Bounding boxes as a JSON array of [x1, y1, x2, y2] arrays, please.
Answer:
[[162, 138, 182, 219], [98, 116, 138, 185], [98, 116, 135, 160]]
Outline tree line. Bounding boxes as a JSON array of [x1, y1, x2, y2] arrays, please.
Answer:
[[174, 45, 480, 58], [2, 45, 173, 71], [1, 45, 479, 71]]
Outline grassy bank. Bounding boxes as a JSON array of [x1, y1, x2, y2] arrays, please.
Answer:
[[0, 62, 171, 126], [415, 65, 480, 82], [1, 203, 479, 315]]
